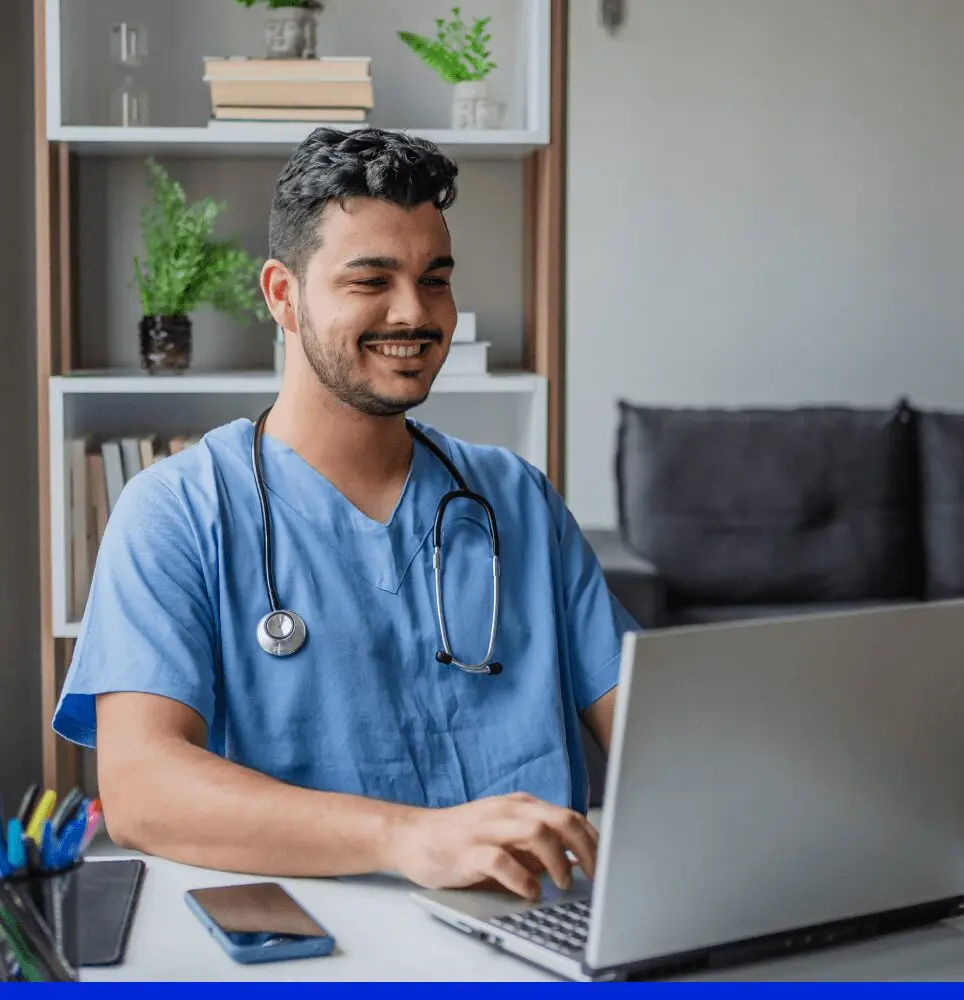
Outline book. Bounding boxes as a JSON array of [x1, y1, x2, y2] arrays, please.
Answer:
[[207, 78, 374, 110], [68, 438, 91, 620], [100, 441, 125, 513], [441, 342, 490, 376], [119, 438, 142, 481], [213, 105, 368, 122], [203, 56, 372, 82], [87, 452, 109, 553]]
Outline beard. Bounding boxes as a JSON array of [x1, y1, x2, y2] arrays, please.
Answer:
[[297, 299, 436, 418]]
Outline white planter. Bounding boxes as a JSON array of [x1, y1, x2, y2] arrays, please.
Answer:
[[451, 80, 505, 130]]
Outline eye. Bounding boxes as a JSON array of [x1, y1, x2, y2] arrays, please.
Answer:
[[421, 277, 451, 288], [353, 277, 388, 288]]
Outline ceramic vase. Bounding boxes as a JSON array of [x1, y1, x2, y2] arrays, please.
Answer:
[[140, 314, 192, 374], [451, 80, 505, 130]]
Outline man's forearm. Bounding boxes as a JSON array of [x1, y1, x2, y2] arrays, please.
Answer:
[[103, 736, 417, 877]]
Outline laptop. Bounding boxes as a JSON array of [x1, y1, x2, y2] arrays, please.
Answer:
[[412, 599, 964, 981]]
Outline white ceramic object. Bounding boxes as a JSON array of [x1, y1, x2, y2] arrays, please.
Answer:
[[274, 326, 286, 375], [451, 80, 504, 129]]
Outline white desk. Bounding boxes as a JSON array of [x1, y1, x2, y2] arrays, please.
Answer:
[[80, 854, 964, 982]]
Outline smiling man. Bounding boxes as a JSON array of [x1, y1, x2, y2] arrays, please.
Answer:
[[53, 127, 637, 901]]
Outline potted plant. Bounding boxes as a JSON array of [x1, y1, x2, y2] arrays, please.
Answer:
[[233, 0, 323, 60], [133, 159, 269, 374], [398, 7, 503, 130]]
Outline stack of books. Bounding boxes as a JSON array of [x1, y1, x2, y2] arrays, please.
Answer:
[[441, 312, 491, 376], [203, 56, 373, 123], [66, 433, 201, 619]]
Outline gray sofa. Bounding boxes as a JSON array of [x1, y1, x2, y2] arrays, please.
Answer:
[[579, 396, 964, 805]]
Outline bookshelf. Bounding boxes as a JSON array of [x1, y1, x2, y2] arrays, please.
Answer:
[[34, 0, 567, 793]]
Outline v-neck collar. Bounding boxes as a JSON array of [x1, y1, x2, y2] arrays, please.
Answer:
[[243, 419, 457, 594]]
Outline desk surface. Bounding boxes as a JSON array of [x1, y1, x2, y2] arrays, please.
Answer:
[[81, 853, 964, 982]]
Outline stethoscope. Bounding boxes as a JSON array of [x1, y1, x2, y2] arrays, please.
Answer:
[[251, 407, 503, 675]]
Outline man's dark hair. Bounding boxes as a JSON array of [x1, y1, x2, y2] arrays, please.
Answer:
[[269, 127, 459, 278]]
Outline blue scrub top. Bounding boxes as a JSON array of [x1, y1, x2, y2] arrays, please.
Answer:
[[54, 418, 638, 813]]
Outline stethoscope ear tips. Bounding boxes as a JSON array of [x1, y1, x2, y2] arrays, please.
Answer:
[[436, 650, 453, 665], [487, 663, 503, 676]]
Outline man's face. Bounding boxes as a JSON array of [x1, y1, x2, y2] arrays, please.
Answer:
[[295, 197, 457, 417]]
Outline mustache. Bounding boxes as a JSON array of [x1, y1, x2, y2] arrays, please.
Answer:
[[359, 329, 444, 346]]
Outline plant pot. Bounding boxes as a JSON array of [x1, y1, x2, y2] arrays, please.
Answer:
[[451, 80, 505, 130], [264, 5, 322, 60], [140, 314, 192, 374]]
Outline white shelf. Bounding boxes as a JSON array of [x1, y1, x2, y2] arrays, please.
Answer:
[[48, 124, 548, 160], [52, 370, 544, 395], [49, 370, 548, 638]]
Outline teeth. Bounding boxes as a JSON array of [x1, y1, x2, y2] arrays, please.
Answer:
[[369, 343, 425, 358]]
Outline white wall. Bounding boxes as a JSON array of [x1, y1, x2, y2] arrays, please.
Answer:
[[0, 0, 41, 806], [566, 0, 964, 527]]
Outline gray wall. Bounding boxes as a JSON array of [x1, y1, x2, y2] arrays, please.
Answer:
[[566, 0, 964, 527], [76, 157, 525, 372], [0, 2, 41, 806]]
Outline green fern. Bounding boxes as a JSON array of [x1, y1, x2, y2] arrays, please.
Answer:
[[398, 7, 497, 85], [133, 159, 269, 324]]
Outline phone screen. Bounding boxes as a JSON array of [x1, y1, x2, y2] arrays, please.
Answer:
[[187, 883, 330, 948]]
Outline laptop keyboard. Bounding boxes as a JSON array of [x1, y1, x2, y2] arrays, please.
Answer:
[[488, 899, 590, 956]]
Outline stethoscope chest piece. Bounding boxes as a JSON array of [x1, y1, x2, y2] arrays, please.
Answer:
[[256, 609, 307, 657]]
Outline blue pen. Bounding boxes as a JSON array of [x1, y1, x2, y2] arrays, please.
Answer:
[[53, 814, 85, 870], [5, 819, 25, 872], [40, 820, 56, 872], [0, 849, 10, 878]]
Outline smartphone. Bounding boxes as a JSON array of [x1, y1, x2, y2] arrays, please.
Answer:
[[185, 882, 336, 965]]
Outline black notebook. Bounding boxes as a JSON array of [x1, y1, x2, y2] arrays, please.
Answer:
[[77, 858, 146, 967]]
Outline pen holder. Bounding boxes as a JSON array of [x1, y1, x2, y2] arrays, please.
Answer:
[[0, 863, 82, 982]]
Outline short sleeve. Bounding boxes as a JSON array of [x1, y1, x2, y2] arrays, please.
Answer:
[[52, 470, 218, 749], [544, 481, 641, 712]]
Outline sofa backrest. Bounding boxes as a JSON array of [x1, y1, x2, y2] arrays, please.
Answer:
[[615, 398, 925, 607], [918, 411, 964, 599]]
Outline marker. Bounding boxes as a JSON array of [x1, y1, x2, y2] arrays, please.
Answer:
[[14, 784, 39, 826], [53, 814, 85, 870], [40, 821, 56, 872], [80, 799, 103, 850], [5, 819, 25, 872], [25, 789, 57, 843], [50, 787, 84, 836]]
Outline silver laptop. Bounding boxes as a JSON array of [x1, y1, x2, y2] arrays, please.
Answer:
[[412, 600, 964, 981]]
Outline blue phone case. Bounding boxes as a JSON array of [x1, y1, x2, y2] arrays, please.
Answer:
[[185, 888, 336, 965]]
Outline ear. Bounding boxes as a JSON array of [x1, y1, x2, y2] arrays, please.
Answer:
[[261, 258, 299, 333]]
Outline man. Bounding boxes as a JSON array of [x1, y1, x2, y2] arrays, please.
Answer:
[[53, 128, 638, 902]]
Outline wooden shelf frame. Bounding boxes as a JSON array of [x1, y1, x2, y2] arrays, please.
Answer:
[[34, 0, 568, 794]]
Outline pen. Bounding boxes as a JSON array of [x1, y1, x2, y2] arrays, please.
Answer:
[[39, 822, 56, 873], [13, 785, 38, 828], [49, 788, 83, 837], [5, 822, 24, 874], [80, 799, 103, 851], [52, 814, 85, 870], [24, 790, 56, 844]]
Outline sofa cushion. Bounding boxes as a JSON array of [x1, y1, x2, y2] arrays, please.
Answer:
[[615, 399, 923, 606], [918, 411, 964, 598]]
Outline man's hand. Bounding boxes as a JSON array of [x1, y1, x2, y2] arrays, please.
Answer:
[[390, 792, 599, 901]]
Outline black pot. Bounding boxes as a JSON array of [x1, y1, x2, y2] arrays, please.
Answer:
[[140, 314, 192, 374]]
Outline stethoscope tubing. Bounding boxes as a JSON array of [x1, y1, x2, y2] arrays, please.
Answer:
[[252, 407, 503, 674]]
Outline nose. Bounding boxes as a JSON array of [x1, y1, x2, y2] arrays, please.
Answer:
[[384, 280, 432, 330]]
